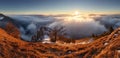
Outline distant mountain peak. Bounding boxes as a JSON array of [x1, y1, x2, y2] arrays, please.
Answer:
[[0, 13, 5, 16]]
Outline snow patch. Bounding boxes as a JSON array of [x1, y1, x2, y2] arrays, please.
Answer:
[[104, 42, 109, 46], [42, 35, 51, 44], [0, 16, 4, 20]]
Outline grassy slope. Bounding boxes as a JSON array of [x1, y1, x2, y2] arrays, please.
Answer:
[[0, 28, 120, 58]]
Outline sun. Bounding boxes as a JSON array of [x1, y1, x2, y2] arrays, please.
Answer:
[[64, 11, 83, 22], [64, 11, 92, 22], [74, 11, 80, 15]]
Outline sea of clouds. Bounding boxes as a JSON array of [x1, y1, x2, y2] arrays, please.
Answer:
[[1, 14, 120, 41]]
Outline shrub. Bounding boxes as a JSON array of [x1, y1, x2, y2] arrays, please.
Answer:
[[31, 27, 46, 42], [49, 26, 66, 42], [5, 22, 20, 38]]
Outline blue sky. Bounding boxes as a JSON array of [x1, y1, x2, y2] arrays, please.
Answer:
[[0, 0, 120, 14]]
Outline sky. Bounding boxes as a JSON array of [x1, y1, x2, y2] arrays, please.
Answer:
[[0, 0, 120, 15]]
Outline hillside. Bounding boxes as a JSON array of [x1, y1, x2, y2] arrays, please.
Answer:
[[0, 28, 120, 58]]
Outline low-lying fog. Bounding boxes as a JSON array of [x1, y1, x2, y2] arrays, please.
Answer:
[[1, 14, 120, 41]]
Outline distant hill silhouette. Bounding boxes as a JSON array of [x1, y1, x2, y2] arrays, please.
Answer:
[[0, 13, 17, 28]]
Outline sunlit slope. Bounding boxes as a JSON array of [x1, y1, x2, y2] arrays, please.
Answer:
[[0, 28, 120, 58], [63, 28, 120, 58], [0, 28, 84, 58]]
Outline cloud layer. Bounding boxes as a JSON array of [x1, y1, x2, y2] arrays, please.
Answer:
[[1, 14, 120, 41], [48, 15, 108, 38]]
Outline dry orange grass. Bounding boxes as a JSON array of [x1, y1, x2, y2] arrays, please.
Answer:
[[0, 28, 120, 58]]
